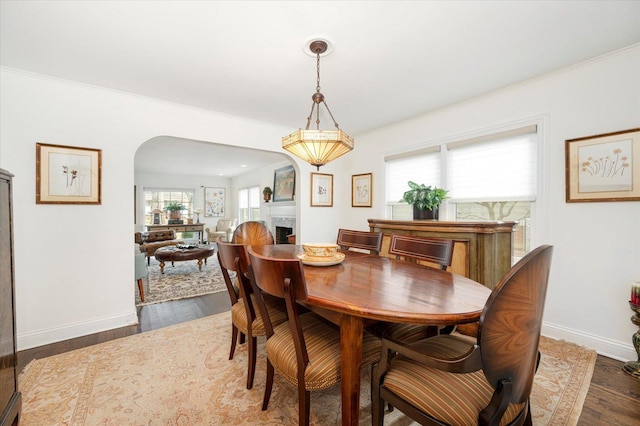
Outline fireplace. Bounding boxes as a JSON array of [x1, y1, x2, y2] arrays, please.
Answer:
[[271, 216, 296, 245], [275, 226, 293, 244]]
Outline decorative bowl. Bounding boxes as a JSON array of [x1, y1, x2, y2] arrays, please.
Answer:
[[302, 243, 339, 260]]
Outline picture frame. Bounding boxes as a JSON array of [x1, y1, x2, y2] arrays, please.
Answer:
[[36, 142, 102, 204], [351, 173, 372, 207], [273, 165, 295, 202], [565, 128, 640, 203], [311, 172, 333, 207], [204, 187, 225, 216]]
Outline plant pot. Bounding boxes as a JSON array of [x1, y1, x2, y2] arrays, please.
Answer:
[[169, 210, 181, 220], [263, 193, 271, 202], [413, 205, 438, 220]]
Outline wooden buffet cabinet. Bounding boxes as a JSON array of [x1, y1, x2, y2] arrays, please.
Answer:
[[368, 219, 517, 289], [1, 169, 21, 426]]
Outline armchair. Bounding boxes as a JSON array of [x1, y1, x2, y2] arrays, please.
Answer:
[[206, 218, 237, 243]]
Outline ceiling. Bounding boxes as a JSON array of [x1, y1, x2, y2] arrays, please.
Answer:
[[2, 1, 639, 177]]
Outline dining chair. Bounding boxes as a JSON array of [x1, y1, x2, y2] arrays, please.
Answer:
[[372, 234, 456, 343], [246, 246, 382, 426], [372, 245, 554, 426], [336, 228, 383, 255], [388, 234, 454, 269], [232, 221, 275, 245], [216, 237, 287, 389]]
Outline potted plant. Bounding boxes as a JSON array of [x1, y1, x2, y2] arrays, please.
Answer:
[[401, 181, 448, 220], [164, 202, 186, 220], [263, 186, 273, 202]]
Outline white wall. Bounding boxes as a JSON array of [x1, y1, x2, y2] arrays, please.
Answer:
[[2, 44, 638, 360], [0, 69, 311, 350], [338, 45, 640, 360]]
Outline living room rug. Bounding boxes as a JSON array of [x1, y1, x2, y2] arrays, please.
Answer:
[[136, 256, 227, 306], [19, 313, 597, 425]]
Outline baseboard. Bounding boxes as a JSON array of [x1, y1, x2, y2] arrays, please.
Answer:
[[542, 321, 636, 362], [17, 311, 139, 351]]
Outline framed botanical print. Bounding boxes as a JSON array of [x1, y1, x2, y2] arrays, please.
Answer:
[[36, 142, 102, 204], [204, 187, 225, 216], [311, 172, 333, 207], [565, 128, 640, 202], [352, 173, 372, 207], [273, 165, 296, 202]]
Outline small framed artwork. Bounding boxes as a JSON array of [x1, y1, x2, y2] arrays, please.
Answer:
[[204, 187, 225, 216], [311, 172, 333, 207], [273, 165, 296, 202], [36, 142, 102, 204], [352, 173, 372, 207], [566, 128, 640, 202]]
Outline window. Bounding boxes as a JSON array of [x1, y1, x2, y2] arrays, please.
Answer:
[[143, 189, 194, 225], [238, 186, 261, 222], [386, 125, 538, 260]]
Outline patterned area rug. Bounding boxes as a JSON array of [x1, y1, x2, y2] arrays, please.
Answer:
[[19, 313, 597, 425], [136, 256, 227, 306]]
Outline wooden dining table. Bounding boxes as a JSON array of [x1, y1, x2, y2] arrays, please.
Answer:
[[249, 244, 491, 426]]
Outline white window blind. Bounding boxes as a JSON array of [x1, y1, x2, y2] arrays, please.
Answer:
[[386, 149, 441, 203], [239, 188, 248, 209], [447, 128, 537, 202]]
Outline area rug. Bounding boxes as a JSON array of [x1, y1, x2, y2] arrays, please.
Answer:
[[18, 313, 597, 425], [136, 256, 227, 306]]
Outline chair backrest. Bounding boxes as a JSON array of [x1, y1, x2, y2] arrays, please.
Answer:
[[478, 245, 553, 405], [336, 228, 383, 254], [388, 234, 454, 270], [216, 237, 252, 308], [232, 221, 275, 246], [246, 246, 309, 357]]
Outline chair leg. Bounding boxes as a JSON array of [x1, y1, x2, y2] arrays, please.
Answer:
[[371, 364, 385, 426], [298, 383, 310, 426], [137, 278, 145, 302], [229, 324, 239, 360], [247, 336, 257, 389], [262, 360, 275, 411]]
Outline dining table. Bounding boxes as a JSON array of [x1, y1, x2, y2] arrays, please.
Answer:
[[249, 244, 492, 426]]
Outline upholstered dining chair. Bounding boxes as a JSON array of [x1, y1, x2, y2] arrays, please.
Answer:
[[372, 245, 553, 426], [336, 228, 383, 255], [246, 246, 382, 426], [388, 234, 454, 269], [216, 237, 287, 389], [372, 234, 456, 343], [232, 221, 274, 246]]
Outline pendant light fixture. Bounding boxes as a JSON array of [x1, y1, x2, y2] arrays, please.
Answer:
[[282, 39, 354, 170]]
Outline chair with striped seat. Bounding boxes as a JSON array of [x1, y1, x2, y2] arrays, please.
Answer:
[[216, 238, 287, 389], [232, 221, 275, 246], [372, 234, 455, 342], [372, 245, 553, 426], [336, 228, 383, 255], [247, 246, 382, 426]]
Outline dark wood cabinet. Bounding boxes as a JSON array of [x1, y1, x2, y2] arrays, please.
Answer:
[[0, 169, 21, 426], [368, 219, 516, 289]]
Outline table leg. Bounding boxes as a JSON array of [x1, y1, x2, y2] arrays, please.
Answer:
[[340, 314, 363, 426], [159, 261, 165, 274]]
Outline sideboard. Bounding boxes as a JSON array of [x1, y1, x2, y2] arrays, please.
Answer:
[[146, 223, 205, 243], [368, 219, 517, 289]]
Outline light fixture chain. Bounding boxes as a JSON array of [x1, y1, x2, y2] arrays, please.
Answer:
[[316, 52, 321, 92]]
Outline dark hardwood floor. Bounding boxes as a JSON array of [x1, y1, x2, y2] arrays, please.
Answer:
[[17, 293, 640, 425]]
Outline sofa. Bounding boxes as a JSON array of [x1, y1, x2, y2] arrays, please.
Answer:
[[135, 230, 184, 265], [206, 218, 237, 243]]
